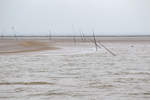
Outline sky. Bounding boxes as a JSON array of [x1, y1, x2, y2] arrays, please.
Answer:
[[0, 0, 150, 36]]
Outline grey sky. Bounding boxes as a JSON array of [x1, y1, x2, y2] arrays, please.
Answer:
[[0, 0, 150, 36]]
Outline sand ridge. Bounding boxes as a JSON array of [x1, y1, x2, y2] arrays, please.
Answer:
[[0, 39, 59, 54]]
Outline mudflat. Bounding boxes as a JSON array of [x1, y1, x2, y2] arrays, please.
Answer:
[[0, 38, 58, 54], [0, 36, 150, 54]]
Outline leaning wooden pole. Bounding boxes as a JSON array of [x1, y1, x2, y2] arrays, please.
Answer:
[[98, 42, 116, 56]]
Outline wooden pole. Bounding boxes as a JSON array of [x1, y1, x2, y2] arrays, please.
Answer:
[[48, 29, 52, 40], [98, 42, 116, 56], [93, 31, 98, 51]]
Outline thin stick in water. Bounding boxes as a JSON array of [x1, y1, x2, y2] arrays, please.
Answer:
[[98, 42, 116, 56], [48, 29, 52, 40], [93, 31, 98, 51]]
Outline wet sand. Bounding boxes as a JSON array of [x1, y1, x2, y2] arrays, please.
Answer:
[[0, 38, 58, 54], [0, 36, 150, 100]]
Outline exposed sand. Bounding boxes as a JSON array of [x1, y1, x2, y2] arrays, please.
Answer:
[[0, 39, 58, 54]]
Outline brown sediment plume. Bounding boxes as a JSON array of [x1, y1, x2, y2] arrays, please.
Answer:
[[0, 40, 59, 54], [19, 41, 48, 47]]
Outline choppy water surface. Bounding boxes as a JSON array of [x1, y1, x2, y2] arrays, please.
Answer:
[[0, 42, 150, 100]]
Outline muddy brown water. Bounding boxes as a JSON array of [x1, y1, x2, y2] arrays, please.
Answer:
[[0, 37, 150, 100]]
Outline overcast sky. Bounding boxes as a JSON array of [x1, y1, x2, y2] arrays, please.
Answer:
[[0, 0, 150, 36]]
